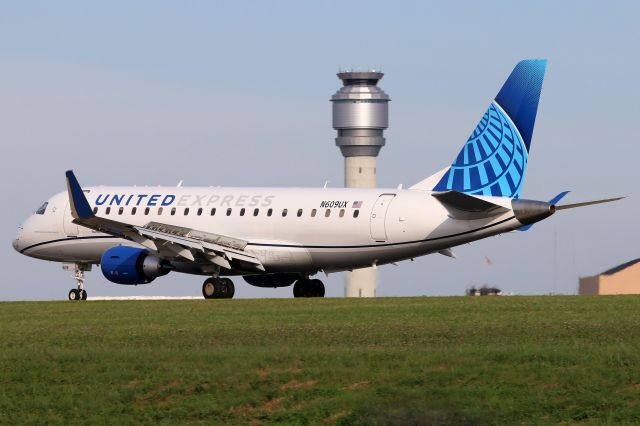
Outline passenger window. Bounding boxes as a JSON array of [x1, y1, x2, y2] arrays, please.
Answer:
[[311, 209, 317, 217], [35, 202, 48, 215], [282, 208, 288, 217], [132, 207, 137, 215], [240, 208, 245, 216], [226, 208, 232, 216], [210, 208, 216, 216], [92, 207, 98, 214], [171, 208, 176, 216], [158, 207, 163, 215], [297, 209, 303, 217], [339, 209, 345, 218], [118, 207, 124, 215], [253, 208, 259, 216], [197, 208, 203, 216], [106, 207, 111, 215], [353, 209, 360, 218], [184, 208, 189, 215], [325, 209, 331, 217], [145, 207, 150, 215], [267, 208, 273, 217]]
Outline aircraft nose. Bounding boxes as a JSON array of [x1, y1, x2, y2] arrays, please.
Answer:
[[13, 226, 23, 252]]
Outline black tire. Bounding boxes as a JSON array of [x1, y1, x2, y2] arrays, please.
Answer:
[[80, 290, 88, 300], [310, 279, 325, 297], [293, 279, 308, 298], [222, 278, 235, 299], [68, 289, 80, 301], [293, 279, 323, 298], [202, 278, 217, 299]]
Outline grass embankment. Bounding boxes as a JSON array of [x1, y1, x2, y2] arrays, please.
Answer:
[[1, 296, 640, 424]]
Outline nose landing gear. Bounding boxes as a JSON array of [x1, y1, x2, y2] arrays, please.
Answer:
[[68, 288, 87, 301], [64, 263, 91, 301], [202, 277, 235, 299]]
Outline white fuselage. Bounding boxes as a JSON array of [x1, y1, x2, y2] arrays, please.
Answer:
[[14, 186, 522, 276]]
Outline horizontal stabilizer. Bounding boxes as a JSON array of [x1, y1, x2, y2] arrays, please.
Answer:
[[549, 191, 571, 206], [432, 191, 510, 219], [517, 193, 624, 231], [556, 197, 625, 210]]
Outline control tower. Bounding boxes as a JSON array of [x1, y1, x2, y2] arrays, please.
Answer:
[[331, 70, 390, 297]]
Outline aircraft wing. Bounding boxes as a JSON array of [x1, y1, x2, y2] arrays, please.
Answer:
[[65, 170, 265, 272]]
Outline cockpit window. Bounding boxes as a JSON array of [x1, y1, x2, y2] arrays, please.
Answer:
[[35, 202, 48, 215]]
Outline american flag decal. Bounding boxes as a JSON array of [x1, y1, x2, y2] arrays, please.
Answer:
[[352, 201, 363, 208]]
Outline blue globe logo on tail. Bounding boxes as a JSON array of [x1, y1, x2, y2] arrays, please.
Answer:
[[433, 59, 546, 198], [433, 102, 527, 197]]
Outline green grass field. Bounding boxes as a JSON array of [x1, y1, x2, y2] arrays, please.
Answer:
[[2, 296, 640, 425]]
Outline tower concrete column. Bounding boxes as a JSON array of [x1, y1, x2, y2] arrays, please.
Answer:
[[344, 156, 377, 188], [331, 70, 390, 298]]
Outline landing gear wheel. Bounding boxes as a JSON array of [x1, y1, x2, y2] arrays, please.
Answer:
[[202, 278, 217, 299], [65, 263, 90, 301], [310, 279, 325, 297], [293, 279, 325, 298], [293, 280, 307, 298], [68, 289, 80, 301], [202, 278, 236, 299], [222, 278, 235, 299]]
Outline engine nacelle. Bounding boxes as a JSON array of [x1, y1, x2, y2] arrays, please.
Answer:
[[243, 273, 298, 288], [100, 246, 171, 285]]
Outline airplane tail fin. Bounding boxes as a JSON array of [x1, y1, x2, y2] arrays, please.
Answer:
[[428, 59, 547, 198]]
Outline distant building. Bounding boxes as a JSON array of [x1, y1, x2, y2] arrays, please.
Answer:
[[579, 258, 640, 295], [466, 285, 502, 296]]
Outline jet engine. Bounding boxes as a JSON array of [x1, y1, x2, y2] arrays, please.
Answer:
[[100, 246, 172, 285], [243, 273, 299, 288]]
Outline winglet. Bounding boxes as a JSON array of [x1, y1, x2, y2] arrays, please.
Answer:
[[65, 170, 94, 219]]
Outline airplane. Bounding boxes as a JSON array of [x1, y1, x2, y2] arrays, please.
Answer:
[[12, 59, 623, 300]]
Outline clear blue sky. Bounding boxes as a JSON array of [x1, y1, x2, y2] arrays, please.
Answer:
[[1, 1, 637, 300]]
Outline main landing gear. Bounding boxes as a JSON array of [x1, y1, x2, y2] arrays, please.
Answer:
[[202, 277, 235, 299], [293, 278, 325, 298], [64, 263, 91, 301]]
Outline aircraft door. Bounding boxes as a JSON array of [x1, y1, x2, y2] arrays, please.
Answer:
[[370, 194, 396, 242], [63, 202, 80, 237]]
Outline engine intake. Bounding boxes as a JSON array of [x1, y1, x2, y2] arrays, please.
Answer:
[[100, 246, 172, 285]]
